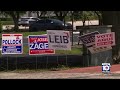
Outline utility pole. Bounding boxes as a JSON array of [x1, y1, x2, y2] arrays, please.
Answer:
[[71, 11, 74, 46]]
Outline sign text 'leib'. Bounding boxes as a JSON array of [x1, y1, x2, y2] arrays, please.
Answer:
[[47, 30, 71, 50]]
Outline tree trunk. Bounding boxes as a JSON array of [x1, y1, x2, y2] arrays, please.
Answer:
[[99, 17, 103, 25], [28, 11, 32, 17], [13, 17, 19, 32], [102, 11, 120, 63], [102, 11, 120, 25], [36, 11, 40, 18], [58, 16, 64, 21], [11, 13, 19, 32], [94, 11, 103, 25], [97, 15, 103, 25], [54, 11, 67, 21], [82, 19, 85, 26]]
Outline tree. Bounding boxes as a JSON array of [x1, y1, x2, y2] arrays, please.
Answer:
[[31, 11, 47, 19], [102, 11, 120, 63], [71, 11, 93, 26], [69, 11, 75, 46], [1, 11, 26, 31], [94, 11, 103, 25], [102, 11, 120, 25], [0, 21, 2, 33], [54, 11, 69, 21], [80, 11, 87, 26]]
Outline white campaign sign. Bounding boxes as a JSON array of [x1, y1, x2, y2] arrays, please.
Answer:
[[47, 30, 71, 50], [89, 45, 112, 54], [95, 32, 115, 47], [2, 34, 23, 54], [79, 31, 112, 54]]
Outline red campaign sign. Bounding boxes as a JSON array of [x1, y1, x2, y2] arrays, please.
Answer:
[[95, 32, 115, 47], [2, 34, 22, 36], [28, 35, 55, 55], [30, 50, 55, 54]]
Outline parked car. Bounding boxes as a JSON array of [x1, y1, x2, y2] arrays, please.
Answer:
[[18, 17, 40, 26], [29, 19, 72, 32]]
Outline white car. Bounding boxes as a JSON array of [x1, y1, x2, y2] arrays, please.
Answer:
[[18, 17, 40, 26]]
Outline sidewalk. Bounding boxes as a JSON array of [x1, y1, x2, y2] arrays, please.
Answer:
[[56, 64, 120, 73], [1, 64, 120, 79]]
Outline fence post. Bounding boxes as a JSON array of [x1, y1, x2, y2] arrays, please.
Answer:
[[36, 56, 37, 70], [7, 56, 8, 71], [46, 56, 48, 68], [16, 55, 17, 70], [57, 55, 59, 66], [66, 52, 68, 67]]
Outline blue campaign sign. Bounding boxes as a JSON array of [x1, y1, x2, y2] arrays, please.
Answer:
[[28, 35, 55, 55], [2, 34, 23, 54], [79, 31, 99, 47]]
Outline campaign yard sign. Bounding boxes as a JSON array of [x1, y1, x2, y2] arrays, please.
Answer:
[[2, 34, 23, 54], [79, 31, 112, 54], [79, 31, 100, 47], [95, 32, 115, 47], [47, 30, 71, 50], [28, 35, 55, 55]]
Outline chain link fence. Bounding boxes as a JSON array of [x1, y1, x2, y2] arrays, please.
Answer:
[[0, 55, 84, 71]]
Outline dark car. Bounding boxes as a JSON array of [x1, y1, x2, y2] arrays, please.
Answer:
[[29, 19, 72, 32]]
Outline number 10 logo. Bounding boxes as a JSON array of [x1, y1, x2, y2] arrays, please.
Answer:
[[102, 63, 111, 73]]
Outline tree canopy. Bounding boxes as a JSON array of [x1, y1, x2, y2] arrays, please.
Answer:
[[1, 11, 26, 31]]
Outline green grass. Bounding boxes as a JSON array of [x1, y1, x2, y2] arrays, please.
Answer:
[[0, 31, 47, 38], [22, 31, 47, 37], [22, 45, 82, 55], [1, 21, 14, 25], [0, 45, 82, 56], [55, 47, 82, 54]]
